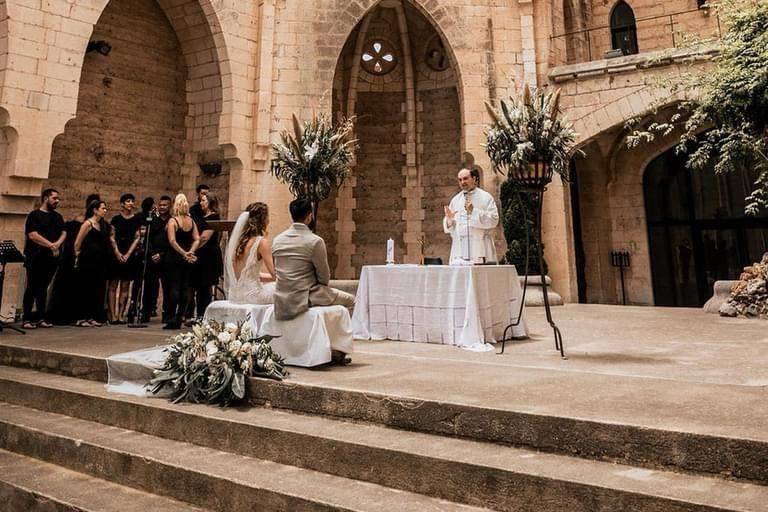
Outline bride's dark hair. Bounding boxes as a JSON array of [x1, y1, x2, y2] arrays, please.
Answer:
[[236, 202, 268, 257]]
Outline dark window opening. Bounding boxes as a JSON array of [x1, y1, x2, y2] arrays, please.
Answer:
[[610, 1, 638, 55], [643, 148, 768, 307]]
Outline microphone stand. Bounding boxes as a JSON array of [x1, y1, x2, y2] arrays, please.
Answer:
[[463, 191, 472, 263], [128, 214, 153, 328]]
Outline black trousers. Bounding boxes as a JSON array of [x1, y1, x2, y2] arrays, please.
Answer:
[[164, 257, 193, 326], [22, 254, 58, 322], [193, 282, 213, 318], [133, 261, 163, 322]]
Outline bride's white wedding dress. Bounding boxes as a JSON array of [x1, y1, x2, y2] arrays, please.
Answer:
[[227, 235, 275, 305]]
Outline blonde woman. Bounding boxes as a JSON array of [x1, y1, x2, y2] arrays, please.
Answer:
[[163, 194, 200, 329]]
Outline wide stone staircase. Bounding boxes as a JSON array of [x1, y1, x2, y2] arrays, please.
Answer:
[[0, 342, 767, 511]]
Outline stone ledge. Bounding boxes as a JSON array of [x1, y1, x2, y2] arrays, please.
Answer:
[[549, 43, 720, 84]]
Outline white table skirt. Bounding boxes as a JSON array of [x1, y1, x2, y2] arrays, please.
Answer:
[[352, 265, 527, 350]]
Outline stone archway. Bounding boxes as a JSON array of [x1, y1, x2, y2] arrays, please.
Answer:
[[48, 0, 188, 219], [320, 0, 464, 278], [46, 0, 232, 219]]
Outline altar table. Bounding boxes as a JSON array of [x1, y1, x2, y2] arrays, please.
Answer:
[[352, 265, 527, 350]]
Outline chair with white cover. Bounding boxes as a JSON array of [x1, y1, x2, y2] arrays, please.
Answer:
[[204, 301, 353, 367]]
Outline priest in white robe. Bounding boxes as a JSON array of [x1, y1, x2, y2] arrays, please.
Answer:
[[443, 168, 499, 264]]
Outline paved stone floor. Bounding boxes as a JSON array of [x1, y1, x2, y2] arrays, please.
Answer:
[[2, 304, 767, 441]]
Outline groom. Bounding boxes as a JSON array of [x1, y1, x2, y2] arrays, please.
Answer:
[[272, 199, 355, 323]]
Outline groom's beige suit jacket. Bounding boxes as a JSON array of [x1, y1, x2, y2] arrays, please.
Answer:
[[272, 222, 336, 320]]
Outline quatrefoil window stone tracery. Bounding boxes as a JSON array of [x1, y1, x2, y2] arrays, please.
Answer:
[[361, 40, 397, 75]]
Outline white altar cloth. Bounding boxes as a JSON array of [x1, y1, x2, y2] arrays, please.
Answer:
[[204, 301, 354, 367], [352, 265, 527, 351]]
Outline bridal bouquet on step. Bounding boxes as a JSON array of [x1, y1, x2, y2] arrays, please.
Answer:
[[149, 319, 287, 406]]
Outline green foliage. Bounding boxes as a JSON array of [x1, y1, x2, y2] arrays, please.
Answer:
[[485, 85, 582, 180], [271, 114, 357, 229], [500, 180, 548, 275], [626, 0, 768, 215], [150, 319, 287, 407]]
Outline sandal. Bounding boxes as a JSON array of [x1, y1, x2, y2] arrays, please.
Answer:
[[75, 320, 92, 327], [21, 322, 37, 329], [38, 321, 54, 328], [89, 320, 104, 327]]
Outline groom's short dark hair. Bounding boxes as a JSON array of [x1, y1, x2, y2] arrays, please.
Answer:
[[290, 198, 313, 222]]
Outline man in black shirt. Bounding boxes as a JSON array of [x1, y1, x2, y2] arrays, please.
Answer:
[[189, 184, 209, 224], [141, 195, 172, 323], [22, 188, 66, 328]]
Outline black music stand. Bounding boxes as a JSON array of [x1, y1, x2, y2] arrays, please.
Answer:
[[0, 240, 26, 334]]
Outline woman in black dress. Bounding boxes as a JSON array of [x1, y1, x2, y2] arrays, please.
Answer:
[[164, 193, 200, 329], [191, 193, 224, 318], [74, 200, 111, 327], [49, 194, 101, 324], [108, 193, 142, 324]]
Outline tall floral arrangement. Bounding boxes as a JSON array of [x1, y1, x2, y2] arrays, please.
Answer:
[[485, 85, 581, 183], [484, 85, 581, 271], [150, 319, 287, 406], [271, 113, 357, 230]]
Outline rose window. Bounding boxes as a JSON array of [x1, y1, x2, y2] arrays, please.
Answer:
[[361, 41, 397, 75]]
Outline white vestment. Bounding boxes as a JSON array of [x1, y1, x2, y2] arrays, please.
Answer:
[[443, 187, 499, 264]]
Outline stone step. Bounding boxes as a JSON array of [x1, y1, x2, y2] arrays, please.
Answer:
[[0, 366, 767, 512], [0, 401, 486, 512], [2, 343, 767, 486], [0, 448, 202, 512]]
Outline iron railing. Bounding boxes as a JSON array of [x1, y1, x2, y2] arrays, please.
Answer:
[[551, 8, 721, 64]]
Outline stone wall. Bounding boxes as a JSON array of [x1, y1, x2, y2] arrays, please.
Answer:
[[351, 91, 406, 272], [48, 0, 186, 220], [419, 87, 461, 264]]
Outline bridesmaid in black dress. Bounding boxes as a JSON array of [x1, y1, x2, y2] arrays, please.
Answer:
[[191, 193, 223, 318], [164, 194, 200, 329], [74, 200, 111, 327], [49, 194, 101, 324], [108, 193, 142, 324]]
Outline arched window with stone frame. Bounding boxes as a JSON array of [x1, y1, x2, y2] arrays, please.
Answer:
[[610, 0, 638, 55]]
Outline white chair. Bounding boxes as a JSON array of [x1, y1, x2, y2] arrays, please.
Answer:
[[204, 301, 353, 367]]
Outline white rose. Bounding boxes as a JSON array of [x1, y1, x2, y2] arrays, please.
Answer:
[[205, 340, 219, 356], [225, 322, 238, 333], [229, 339, 242, 354], [217, 331, 232, 344]]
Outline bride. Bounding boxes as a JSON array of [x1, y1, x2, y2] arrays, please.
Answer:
[[224, 202, 276, 304]]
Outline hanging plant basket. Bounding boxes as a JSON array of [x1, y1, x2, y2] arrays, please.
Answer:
[[509, 160, 553, 191]]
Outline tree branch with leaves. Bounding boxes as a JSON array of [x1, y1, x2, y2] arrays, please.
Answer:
[[625, 0, 768, 215]]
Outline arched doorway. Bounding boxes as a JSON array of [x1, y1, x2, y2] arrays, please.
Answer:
[[644, 149, 768, 306], [322, 0, 463, 278], [48, 0, 226, 220]]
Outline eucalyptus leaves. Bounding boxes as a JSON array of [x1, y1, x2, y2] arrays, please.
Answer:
[[485, 85, 581, 181], [150, 319, 287, 406]]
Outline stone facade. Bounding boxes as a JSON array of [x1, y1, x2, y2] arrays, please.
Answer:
[[0, 0, 725, 316]]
